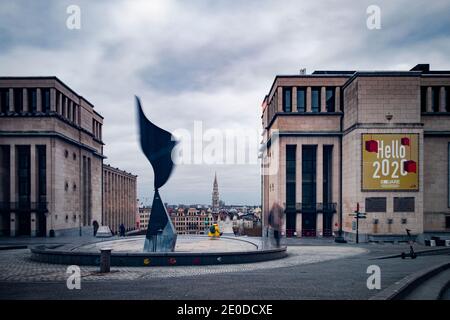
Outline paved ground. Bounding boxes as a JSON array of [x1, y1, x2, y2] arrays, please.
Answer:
[[72, 235, 260, 253], [0, 237, 449, 299]]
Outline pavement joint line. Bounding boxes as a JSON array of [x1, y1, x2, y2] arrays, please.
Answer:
[[371, 247, 450, 260], [369, 261, 450, 300]]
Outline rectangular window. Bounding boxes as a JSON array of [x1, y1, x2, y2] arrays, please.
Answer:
[[431, 87, 440, 112], [446, 87, 450, 112], [297, 87, 306, 112], [17, 145, 31, 204], [394, 197, 415, 212], [37, 145, 47, 203], [448, 143, 450, 208], [41, 88, 50, 113], [283, 87, 292, 112], [302, 146, 317, 206], [28, 88, 37, 113], [311, 87, 320, 112], [13, 88, 23, 113], [420, 87, 427, 112], [446, 216, 450, 229], [365, 197, 386, 212], [325, 87, 335, 112], [323, 145, 333, 203], [0, 89, 9, 113]]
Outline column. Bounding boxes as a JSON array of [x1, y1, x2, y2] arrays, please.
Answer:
[[58, 93, 63, 115], [440, 87, 446, 112], [10, 145, 16, 236], [36, 88, 42, 112], [8, 88, 14, 112], [316, 213, 323, 237], [426, 87, 433, 112], [335, 87, 341, 112], [277, 86, 283, 112], [320, 87, 327, 112], [50, 88, 56, 112], [292, 87, 298, 112], [22, 89, 28, 112], [30, 145, 37, 236], [316, 144, 323, 236], [306, 87, 312, 112]]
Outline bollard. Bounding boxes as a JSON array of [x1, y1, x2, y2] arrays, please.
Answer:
[[100, 248, 112, 273]]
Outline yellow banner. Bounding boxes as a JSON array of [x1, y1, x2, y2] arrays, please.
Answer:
[[362, 134, 419, 191]]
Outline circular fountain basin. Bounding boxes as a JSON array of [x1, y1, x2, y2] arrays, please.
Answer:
[[30, 235, 287, 266]]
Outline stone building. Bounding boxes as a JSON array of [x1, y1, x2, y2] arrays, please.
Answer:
[[0, 77, 104, 236], [171, 207, 214, 235], [261, 64, 450, 242], [138, 206, 151, 231], [102, 164, 137, 234]]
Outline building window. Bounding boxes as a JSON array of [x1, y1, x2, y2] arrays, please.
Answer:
[[0, 89, 9, 113], [420, 87, 427, 112], [323, 145, 333, 204], [13, 88, 23, 113], [28, 88, 37, 113], [446, 87, 450, 112], [394, 197, 415, 212], [37, 146, 46, 203], [448, 143, 450, 208], [311, 87, 320, 112], [325, 87, 335, 112], [297, 87, 306, 112], [446, 216, 450, 229], [286, 145, 296, 212], [431, 87, 440, 112], [41, 88, 50, 113], [17, 146, 31, 204], [282, 87, 292, 112], [365, 197, 386, 212]]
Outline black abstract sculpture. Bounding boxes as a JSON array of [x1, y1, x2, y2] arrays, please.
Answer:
[[136, 96, 177, 252]]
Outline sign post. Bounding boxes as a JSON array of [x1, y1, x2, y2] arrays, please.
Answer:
[[349, 202, 366, 244]]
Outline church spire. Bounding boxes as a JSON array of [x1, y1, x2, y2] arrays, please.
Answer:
[[212, 172, 220, 213]]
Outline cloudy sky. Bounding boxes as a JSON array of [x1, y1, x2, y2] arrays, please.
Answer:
[[1, 0, 449, 205]]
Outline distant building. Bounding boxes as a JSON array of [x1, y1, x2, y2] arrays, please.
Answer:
[[0, 77, 104, 237], [102, 164, 137, 234], [138, 206, 151, 231], [261, 64, 450, 241], [171, 207, 214, 234], [212, 172, 220, 213]]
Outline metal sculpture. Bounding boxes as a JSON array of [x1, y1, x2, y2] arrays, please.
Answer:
[[136, 96, 177, 252]]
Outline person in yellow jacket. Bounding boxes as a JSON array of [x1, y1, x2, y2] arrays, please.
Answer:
[[208, 223, 222, 239]]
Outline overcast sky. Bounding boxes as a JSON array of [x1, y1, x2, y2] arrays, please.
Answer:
[[1, 0, 449, 206]]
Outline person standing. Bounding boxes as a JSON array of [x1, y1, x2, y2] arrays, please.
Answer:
[[119, 223, 126, 237], [93, 220, 99, 237]]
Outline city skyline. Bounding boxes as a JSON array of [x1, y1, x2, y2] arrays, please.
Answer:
[[0, 0, 449, 204]]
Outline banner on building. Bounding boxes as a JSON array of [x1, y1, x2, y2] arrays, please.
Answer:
[[362, 133, 419, 191]]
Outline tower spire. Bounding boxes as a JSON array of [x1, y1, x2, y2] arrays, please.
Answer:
[[212, 172, 220, 213]]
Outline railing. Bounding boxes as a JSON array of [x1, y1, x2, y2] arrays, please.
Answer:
[[284, 202, 337, 213], [0, 201, 48, 213]]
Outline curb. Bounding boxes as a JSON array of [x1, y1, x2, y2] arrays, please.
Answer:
[[369, 261, 450, 300], [0, 245, 28, 251], [371, 247, 450, 260]]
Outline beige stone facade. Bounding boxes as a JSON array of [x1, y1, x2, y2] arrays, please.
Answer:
[[261, 65, 450, 242], [0, 77, 104, 236], [171, 207, 214, 235], [102, 164, 137, 234]]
